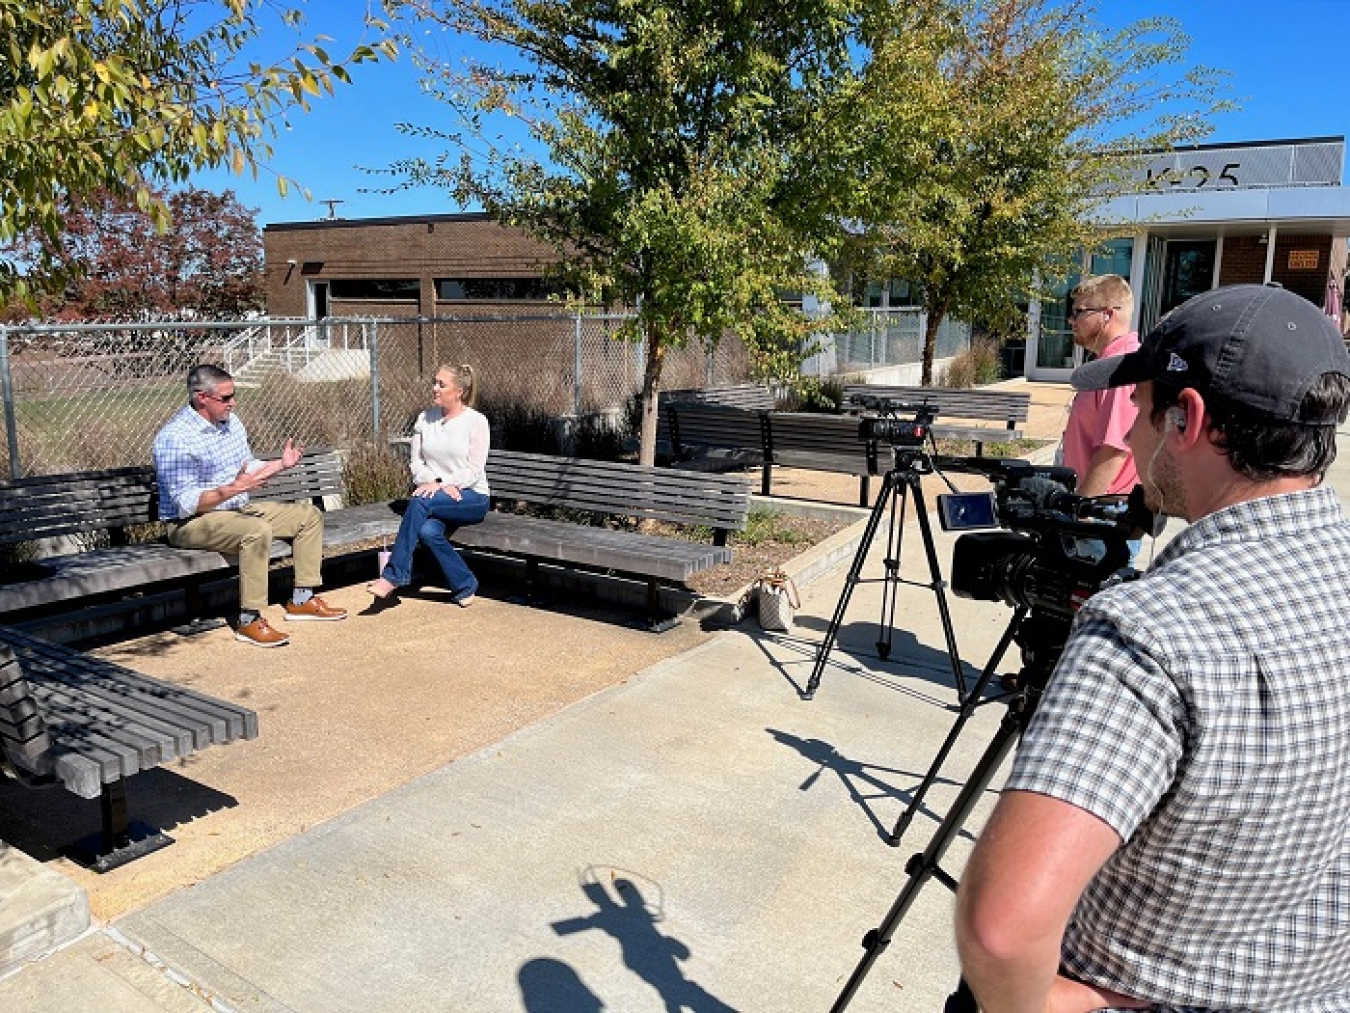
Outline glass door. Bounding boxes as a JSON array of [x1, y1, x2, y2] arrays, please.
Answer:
[[1162, 240, 1217, 314]]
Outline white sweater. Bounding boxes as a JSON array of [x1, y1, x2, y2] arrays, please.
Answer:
[[409, 406, 491, 494]]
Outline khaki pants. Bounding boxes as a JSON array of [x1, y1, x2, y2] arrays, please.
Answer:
[[168, 501, 324, 611]]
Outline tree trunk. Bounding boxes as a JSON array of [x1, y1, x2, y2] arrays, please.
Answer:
[[637, 330, 667, 467], [921, 305, 947, 386]]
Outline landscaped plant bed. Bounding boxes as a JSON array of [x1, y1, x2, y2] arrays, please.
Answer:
[[659, 510, 850, 597]]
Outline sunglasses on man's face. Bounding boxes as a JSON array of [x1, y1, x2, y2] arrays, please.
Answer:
[[201, 392, 236, 403]]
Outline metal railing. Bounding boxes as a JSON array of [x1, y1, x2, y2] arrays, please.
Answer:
[[815, 308, 973, 374]]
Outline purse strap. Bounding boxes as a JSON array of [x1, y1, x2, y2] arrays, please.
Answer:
[[761, 569, 800, 609]]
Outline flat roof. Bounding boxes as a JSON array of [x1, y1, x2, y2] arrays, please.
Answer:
[[264, 211, 494, 232]]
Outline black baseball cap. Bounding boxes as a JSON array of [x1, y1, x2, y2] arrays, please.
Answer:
[[1071, 284, 1350, 423]]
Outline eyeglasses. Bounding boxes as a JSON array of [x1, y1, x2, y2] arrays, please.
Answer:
[[1070, 306, 1116, 321], [201, 392, 236, 403]]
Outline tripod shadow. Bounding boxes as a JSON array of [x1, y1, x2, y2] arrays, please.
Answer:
[[755, 612, 979, 704], [767, 728, 971, 844], [551, 875, 735, 1013]]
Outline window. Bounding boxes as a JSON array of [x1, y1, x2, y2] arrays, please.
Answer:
[[1091, 237, 1134, 279], [328, 279, 420, 300], [850, 276, 920, 309], [436, 277, 558, 301]]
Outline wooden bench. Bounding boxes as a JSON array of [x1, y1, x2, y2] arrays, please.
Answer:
[[345, 450, 751, 630], [664, 404, 877, 505], [0, 624, 258, 872], [0, 450, 365, 625], [660, 384, 777, 411], [664, 403, 767, 472], [763, 412, 877, 506], [655, 384, 776, 461], [841, 384, 1031, 455]]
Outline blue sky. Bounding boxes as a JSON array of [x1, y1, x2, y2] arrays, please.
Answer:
[[195, 0, 1350, 227]]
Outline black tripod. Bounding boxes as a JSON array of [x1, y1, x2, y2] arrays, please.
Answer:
[[826, 606, 1073, 1013], [803, 446, 968, 703]]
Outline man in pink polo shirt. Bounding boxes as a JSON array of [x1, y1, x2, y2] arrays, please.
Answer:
[[1060, 274, 1140, 496]]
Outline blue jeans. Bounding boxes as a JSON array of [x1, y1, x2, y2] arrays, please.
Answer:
[[382, 489, 489, 601]]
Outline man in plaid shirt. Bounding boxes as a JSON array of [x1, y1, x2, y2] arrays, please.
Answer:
[[154, 364, 347, 647], [956, 285, 1350, 1012]]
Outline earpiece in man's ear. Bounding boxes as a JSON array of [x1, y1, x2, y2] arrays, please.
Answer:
[[1167, 409, 1187, 432]]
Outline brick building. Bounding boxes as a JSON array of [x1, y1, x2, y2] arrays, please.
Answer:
[[262, 212, 564, 319]]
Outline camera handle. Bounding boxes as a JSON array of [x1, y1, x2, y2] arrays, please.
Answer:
[[803, 451, 969, 704], [825, 607, 1072, 1012]]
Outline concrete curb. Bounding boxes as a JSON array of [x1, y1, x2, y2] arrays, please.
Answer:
[[0, 844, 89, 980]]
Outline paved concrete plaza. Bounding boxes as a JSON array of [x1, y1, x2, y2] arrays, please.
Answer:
[[4, 379, 1345, 1012]]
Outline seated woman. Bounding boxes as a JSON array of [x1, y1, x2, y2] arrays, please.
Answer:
[[369, 364, 490, 606]]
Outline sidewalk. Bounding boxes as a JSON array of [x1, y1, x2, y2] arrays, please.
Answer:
[[7, 524, 1022, 1013], [7, 384, 1349, 1012]]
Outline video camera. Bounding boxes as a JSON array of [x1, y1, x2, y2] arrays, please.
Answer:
[[848, 395, 939, 448], [932, 456, 1160, 616]]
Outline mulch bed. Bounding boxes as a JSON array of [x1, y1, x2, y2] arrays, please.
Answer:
[[680, 516, 847, 596]]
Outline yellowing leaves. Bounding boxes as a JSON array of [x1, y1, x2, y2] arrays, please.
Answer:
[[0, 0, 397, 300]]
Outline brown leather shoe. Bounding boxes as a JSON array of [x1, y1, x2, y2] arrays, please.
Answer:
[[235, 617, 290, 647], [283, 596, 348, 622]]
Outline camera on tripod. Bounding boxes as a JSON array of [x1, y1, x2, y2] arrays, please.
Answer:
[[933, 457, 1158, 616], [849, 395, 938, 448]]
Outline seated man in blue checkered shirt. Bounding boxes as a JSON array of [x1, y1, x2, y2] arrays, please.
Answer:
[[956, 285, 1350, 1013], [153, 364, 347, 647]]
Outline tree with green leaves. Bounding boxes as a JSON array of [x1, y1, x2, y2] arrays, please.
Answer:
[[848, 0, 1231, 384], [0, 0, 396, 302], [384, 0, 865, 464]]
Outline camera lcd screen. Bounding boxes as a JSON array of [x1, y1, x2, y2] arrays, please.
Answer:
[[937, 492, 999, 531]]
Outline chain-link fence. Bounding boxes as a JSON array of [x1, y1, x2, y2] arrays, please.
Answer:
[[0, 308, 970, 477], [0, 313, 756, 477], [828, 308, 972, 373]]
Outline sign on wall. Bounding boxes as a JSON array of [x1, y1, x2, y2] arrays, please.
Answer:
[[1288, 250, 1321, 270], [1128, 139, 1344, 193]]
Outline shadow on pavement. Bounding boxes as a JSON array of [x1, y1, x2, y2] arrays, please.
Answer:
[[0, 767, 239, 862], [552, 874, 736, 1013]]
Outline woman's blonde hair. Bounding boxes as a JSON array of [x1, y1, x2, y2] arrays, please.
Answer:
[[439, 364, 478, 407]]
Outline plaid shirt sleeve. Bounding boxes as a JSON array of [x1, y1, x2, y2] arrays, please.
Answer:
[[1006, 614, 1186, 842], [997, 488, 1350, 1009], [153, 409, 252, 518]]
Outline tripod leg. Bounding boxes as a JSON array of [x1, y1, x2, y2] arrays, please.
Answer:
[[875, 475, 909, 661], [910, 483, 970, 704], [829, 697, 1029, 1013], [804, 472, 899, 700], [888, 608, 1025, 847]]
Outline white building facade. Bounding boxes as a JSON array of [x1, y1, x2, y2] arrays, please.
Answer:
[[1026, 137, 1350, 381]]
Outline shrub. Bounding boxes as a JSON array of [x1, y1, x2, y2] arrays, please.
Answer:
[[778, 375, 843, 413], [939, 338, 1004, 388], [571, 410, 631, 461], [739, 509, 813, 546], [343, 442, 411, 505], [481, 399, 565, 455]]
